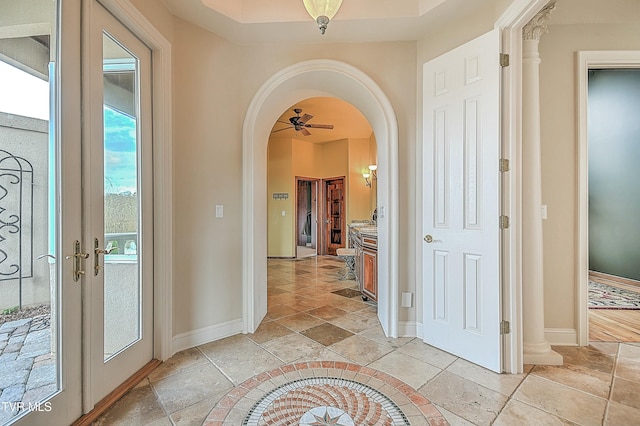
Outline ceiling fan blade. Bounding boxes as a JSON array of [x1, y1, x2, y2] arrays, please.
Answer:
[[304, 124, 334, 129], [277, 120, 291, 125], [298, 113, 313, 124], [300, 128, 311, 136], [272, 126, 293, 133]]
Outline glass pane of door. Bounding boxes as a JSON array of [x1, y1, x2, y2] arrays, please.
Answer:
[[101, 33, 140, 361], [0, 1, 60, 423]]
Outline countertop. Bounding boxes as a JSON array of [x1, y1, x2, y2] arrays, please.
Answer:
[[349, 223, 378, 237]]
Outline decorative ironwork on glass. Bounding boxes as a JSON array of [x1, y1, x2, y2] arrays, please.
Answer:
[[0, 149, 34, 309]]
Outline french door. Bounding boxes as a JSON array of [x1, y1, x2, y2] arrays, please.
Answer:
[[5, 0, 83, 424], [4, 0, 154, 423], [82, 0, 154, 406]]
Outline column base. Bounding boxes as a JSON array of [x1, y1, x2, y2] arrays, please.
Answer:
[[523, 343, 563, 366]]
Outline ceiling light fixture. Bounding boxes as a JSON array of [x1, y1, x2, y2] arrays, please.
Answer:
[[302, 0, 343, 35]]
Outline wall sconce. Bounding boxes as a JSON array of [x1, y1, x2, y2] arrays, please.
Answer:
[[363, 164, 377, 187]]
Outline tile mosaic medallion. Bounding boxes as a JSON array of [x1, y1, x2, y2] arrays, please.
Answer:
[[203, 361, 448, 426]]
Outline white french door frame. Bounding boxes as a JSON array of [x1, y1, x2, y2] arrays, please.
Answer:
[[95, 0, 173, 364], [575, 51, 640, 346], [82, 0, 155, 405]]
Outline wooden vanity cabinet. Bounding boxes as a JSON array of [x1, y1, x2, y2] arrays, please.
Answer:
[[362, 247, 377, 301], [349, 226, 377, 302]]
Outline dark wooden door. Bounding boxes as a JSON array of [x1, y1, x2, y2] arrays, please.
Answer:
[[324, 178, 345, 255]]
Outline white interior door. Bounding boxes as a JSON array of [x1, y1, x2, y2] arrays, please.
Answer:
[[83, 0, 153, 406], [422, 28, 502, 372]]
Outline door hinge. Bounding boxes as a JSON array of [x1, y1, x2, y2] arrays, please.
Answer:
[[499, 215, 510, 229], [500, 320, 511, 335], [500, 53, 510, 68], [499, 158, 510, 172]]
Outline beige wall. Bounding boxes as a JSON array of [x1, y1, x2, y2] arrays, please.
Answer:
[[132, 0, 557, 337], [267, 137, 376, 257], [368, 133, 378, 215], [131, 0, 635, 344], [347, 138, 375, 225], [171, 19, 245, 334], [292, 138, 322, 178], [130, 0, 174, 42], [267, 139, 294, 257], [539, 21, 640, 329]]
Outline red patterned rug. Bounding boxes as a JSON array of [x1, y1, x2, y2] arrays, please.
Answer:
[[588, 281, 640, 310], [203, 361, 447, 425]]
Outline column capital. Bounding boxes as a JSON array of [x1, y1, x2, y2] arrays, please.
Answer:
[[523, 1, 556, 41]]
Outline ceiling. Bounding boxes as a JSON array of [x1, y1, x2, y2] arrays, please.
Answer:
[[160, 0, 496, 44], [270, 97, 372, 144]]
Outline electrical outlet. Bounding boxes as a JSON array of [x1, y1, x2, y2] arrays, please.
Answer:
[[216, 205, 223, 218]]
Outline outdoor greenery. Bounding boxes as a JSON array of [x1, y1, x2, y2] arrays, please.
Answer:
[[1, 306, 19, 315]]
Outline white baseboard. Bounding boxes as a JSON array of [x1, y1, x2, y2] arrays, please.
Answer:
[[398, 321, 420, 338], [545, 328, 578, 346], [401, 324, 577, 347], [172, 318, 244, 355]]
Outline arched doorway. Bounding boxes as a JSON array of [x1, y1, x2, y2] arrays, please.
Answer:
[[242, 59, 399, 337]]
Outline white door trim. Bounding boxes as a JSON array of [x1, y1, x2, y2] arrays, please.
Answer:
[[494, 0, 550, 373], [97, 0, 174, 361], [242, 59, 400, 337], [575, 50, 640, 346]]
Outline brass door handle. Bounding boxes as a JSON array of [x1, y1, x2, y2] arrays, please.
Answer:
[[94, 238, 116, 275], [424, 235, 433, 243], [65, 240, 89, 282]]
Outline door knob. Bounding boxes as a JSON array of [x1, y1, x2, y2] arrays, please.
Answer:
[[424, 235, 434, 243]]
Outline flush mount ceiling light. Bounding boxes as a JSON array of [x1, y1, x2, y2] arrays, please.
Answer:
[[302, 0, 343, 34]]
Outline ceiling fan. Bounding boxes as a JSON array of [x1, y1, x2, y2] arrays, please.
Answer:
[[272, 108, 334, 136]]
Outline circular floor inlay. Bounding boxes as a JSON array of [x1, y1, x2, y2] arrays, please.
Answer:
[[243, 377, 409, 426], [299, 406, 354, 426], [204, 361, 448, 425]]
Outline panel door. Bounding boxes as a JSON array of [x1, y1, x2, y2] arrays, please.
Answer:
[[324, 178, 345, 256], [422, 28, 502, 372]]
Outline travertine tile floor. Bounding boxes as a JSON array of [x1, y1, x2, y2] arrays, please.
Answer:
[[97, 256, 640, 425]]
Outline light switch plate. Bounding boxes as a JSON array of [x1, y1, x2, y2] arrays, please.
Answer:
[[401, 292, 413, 308], [216, 205, 223, 218]]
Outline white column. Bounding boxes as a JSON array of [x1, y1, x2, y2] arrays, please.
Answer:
[[521, 2, 563, 365]]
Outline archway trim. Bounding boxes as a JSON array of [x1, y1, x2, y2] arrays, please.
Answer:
[[242, 59, 399, 337]]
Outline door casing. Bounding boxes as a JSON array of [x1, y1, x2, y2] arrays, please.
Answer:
[[295, 177, 319, 257], [575, 50, 640, 346]]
